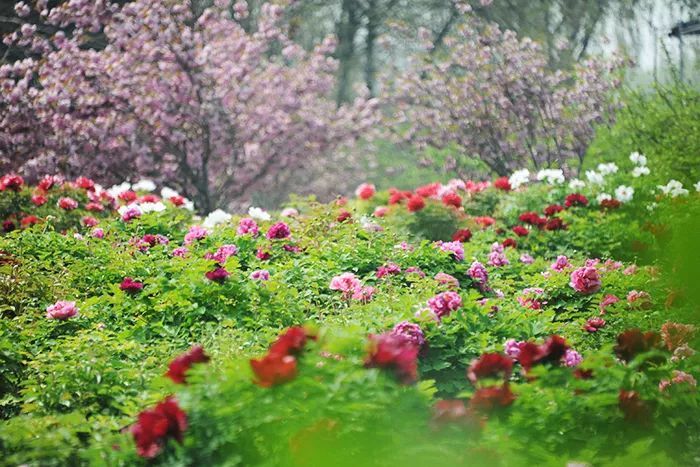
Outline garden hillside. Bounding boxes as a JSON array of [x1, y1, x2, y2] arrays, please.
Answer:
[[1, 159, 699, 466]]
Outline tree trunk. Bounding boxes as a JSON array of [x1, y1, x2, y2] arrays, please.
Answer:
[[335, 0, 361, 105], [364, 0, 379, 97]]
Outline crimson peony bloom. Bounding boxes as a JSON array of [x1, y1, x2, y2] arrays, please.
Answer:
[[467, 353, 513, 384], [469, 384, 516, 412], [0, 173, 24, 191], [614, 329, 662, 363], [169, 195, 185, 207], [406, 195, 426, 212], [256, 247, 271, 260], [543, 204, 564, 216], [442, 192, 462, 208], [493, 177, 511, 191], [564, 193, 589, 208], [388, 189, 411, 205], [583, 317, 606, 332], [58, 197, 78, 210], [569, 266, 601, 294], [165, 345, 210, 384], [38, 175, 61, 191], [268, 326, 314, 357], [21, 215, 40, 227], [336, 210, 352, 223], [355, 183, 376, 200], [120, 277, 144, 294], [452, 228, 472, 242], [118, 190, 137, 203], [2, 220, 15, 232], [512, 225, 529, 237], [75, 176, 95, 190], [266, 222, 291, 240], [518, 211, 547, 227], [502, 238, 518, 249], [85, 201, 104, 212], [415, 183, 441, 198], [205, 266, 230, 283], [517, 335, 569, 371], [82, 216, 99, 227], [131, 397, 187, 459], [365, 333, 419, 384], [474, 216, 496, 228], [544, 217, 566, 231], [600, 198, 621, 210], [250, 353, 298, 387], [618, 390, 651, 424], [31, 194, 48, 206]]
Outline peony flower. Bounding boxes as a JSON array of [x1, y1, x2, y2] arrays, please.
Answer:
[[57, 197, 78, 210], [205, 266, 230, 283], [565, 193, 589, 208], [373, 206, 388, 217], [493, 176, 511, 191], [248, 206, 271, 221], [280, 207, 299, 217], [355, 183, 376, 200], [550, 255, 571, 271], [119, 205, 142, 222], [504, 339, 525, 359], [0, 174, 24, 191], [336, 210, 352, 223], [614, 185, 634, 203], [165, 346, 210, 384], [512, 225, 529, 237], [517, 335, 569, 371], [236, 217, 259, 236], [91, 228, 104, 239], [184, 225, 208, 244], [563, 349, 583, 367], [442, 191, 462, 208], [599, 294, 619, 314], [614, 329, 662, 363], [469, 385, 515, 412], [204, 244, 238, 264], [435, 272, 459, 289], [597, 162, 618, 175], [536, 169, 564, 185], [427, 291, 462, 319], [365, 333, 419, 384], [519, 253, 534, 264], [568, 178, 585, 190], [569, 266, 601, 294], [585, 170, 605, 185], [583, 317, 606, 332], [629, 151, 647, 166], [266, 222, 291, 240], [172, 246, 188, 257], [632, 166, 650, 178], [250, 269, 270, 281], [508, 169, 530, 189], [202, 209, 232, 228], [452, 228, 472, 242], [436, 240, 464, 261], [660, 322, 696, 352], [131, 397, 187, 459], [120, 277, 144, 294], [487, 242, 509, 267], [31, 194, 47, 206], [376, 263, 401, 279], [406, 195, 425, 212], [391, 321, 426, 348], [467, 353, 513, 384], [46, 300, 79, 320], [468, 261, 489, 290]]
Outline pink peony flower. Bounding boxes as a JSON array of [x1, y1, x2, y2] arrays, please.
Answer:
[[435, 272, 459, 289], [376, 263, 401, 278], [519, 253, 534, 264], [204, 244, 238, 264], [391, 321, 426, 348], [563, 349, 583, 367], [120, 277, 144, 294], [627, 290, 652, 310], [569, 266, 601, 294], [172, 246, 189, 257], [599, 294, 619, 314], [120, 206, 142, 222], [517, 288, 545, 310], [427, 291, 462, 319], [373, 206, 388, 217], [46, 300, 78, 320], [351, 286, 375, 303], [355, 183, 376, 200], [58, 197, 78, 210], [436, 241, 464, 261], [250, 269, 270, 281], [330, 272, 362, 298], [266, 222, 291, 240], [184, 225, 208, 244], [550, 255, 571, 271], [205, 266, 230, 283], [91, 228, 104, 239], [504, 339, 525, 359], [468, 261, 489, 290], [280, 207, 299, 217], [237, 217, 259, 236], [583, 317, 606, 332]]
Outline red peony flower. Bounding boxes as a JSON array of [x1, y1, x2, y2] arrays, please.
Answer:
[[118, 190, 137, 203], [0, 174, 24, 192], [442, 192, 462, 208], [20, 215, 40, 227], [268, 326, 314, 357], [467, 353, 513, 384], [31, 194, 48, 206], [165, 345, 210, 384], [2, 220, 15, 232], [58, 197, 78, 210], [474, 216, 496, 228], [365, 333, 419, 384], [82, 216, 99, 227], [543, 204, 564, 217], [120, 277, 144, 294], [205, 266, 230, 283], [388, 188, 411, 205], [85, 201, 105, 212], [493, 177, 511, 191], [38, 175, 60, 191], [355, 183, 376, 200], [600, 198, 621, 210], [565, 193, 589, 208], [614, 329, 662, 363], [469, 384, 516, 412], [169, 195, 185, 206], [75, 176, 95, 190], [335, 196, 348, 207], [518, 335, 569, 371], [406, 195, 426, 212], [140, 194, 159, 203], [544, 217, 566, 231], [415, 182, 441, 198], [583, 317, 606, 332], [336, 210, 352, 223], [512, 225, 529, 237], [452, 228, 472, 242], [266, 222, 291, 240], [502, 238, 517, 249], [131, 397, 187, 459], [518, 211, 547, 227], [250, 353, 298, 387], [256, 247, 271, 260]]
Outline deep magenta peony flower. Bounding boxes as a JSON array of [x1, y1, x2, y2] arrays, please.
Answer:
[[391, 321, 426, 348], [58, 197, 78, 210], [120, 277, 144, 294], [237, 217, 259, 236], [569, 266, 601, 294], [131, 397, 187, 458], [205, 266, 230, 283], [427, 291, 462, 319], [266, 222, 291, 240]]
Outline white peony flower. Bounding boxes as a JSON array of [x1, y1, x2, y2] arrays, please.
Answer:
[[536, 169, 565, 185], [107, 182, 131, 197], [139, 202, 167, 213], [694, 181, 700, 192], [132, 179, 156, 192], [629, 152, 647, 166], [203, 209, 232, 228], [632, 166, 650, 178], [183, 199, 195, 211], [248, 206, 271, 221], [658, 180, 689, 197], [614, 185, 634, 203], [161, 187, 179, 199], [568, 178, 585, 190], [585, 170, 605, 185], [597, 162, 618, 175], [508, 169, 530, 190]]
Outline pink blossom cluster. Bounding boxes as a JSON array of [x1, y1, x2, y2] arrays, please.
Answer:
[[329, 272, 375, 302]]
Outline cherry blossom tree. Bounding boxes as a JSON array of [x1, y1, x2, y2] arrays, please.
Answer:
[[384, 14, 625, 177], [0, 0, 378, 212]]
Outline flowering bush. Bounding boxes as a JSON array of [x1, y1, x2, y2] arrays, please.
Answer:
[[0, 162, 698, 466]]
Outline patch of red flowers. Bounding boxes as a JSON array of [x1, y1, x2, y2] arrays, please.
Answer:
[[442, 192, 462, 208], [131, 397, 187, 459], [544, 217, 566, 231], [618, 390, 651, 425], [365, 333, 419, 384], [118, 190, 137, 203], [473, 216, 496, 228], [31, 194, 48, 206], [543, 204, 564, 217], [336, 210, 352, 223], [165, 345, 210, 384], [75, 176, 95, 190], [205, 266, 230, 283], [250, 326, 316, 387], [467, 353, 513, 384], [512, 225, 529, 237], [169, 195, 185, 207], [388, 188, 412, 205], [614, 329, 662, 363], [502, 238, 517, 249], [452, 229, 472, 242], [518, 211, 546, 227], [600, 198, 621, 210], [493, 177, 511, 191], [120, 277, 144, 294], [0, 174, 24, 192], [517, 335, 569, 371], [469, 384, 516, 412], [415, 182, 441, 198], [564, 193, 589, 208], [21, 215, 40, 227], [406, 195, 426, 212]]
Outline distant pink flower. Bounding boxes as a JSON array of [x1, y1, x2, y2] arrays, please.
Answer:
[[256, 247, 271, 260], [205, 244, 238, 264], [266, 222, 291, 240], [504, 339, 525, 359], [599, 294, 619, 314], [520, 253, 534, 264], [583, 317, 606, 332], [427, 291, 462, 319], [569, 267, 601, 294], [622, 265, 637, 275], [31, 194, 48, 206], [627, 290, 652, 310], [120, 206, 142, 222], [46, 300, 78, 320], [373, 206, 388, 217], [468, 261, 489, 290], [563, 349, 583, 367], [517, 288, 545, 310], [376, 263, 401, 278], [184, 225, 208, 244], [91, 228, 104, 239], [280, 207, 299, 217], [205, 266, 230, 283], [405, 267, 425, 278], [120, 277, 144, 294], [436, 241, 464, 261], [550, 255, 571, 271], [355, 183, 376, 200], [237, 218, 259, 236], [82, 216, 99, 227], [391, 321, 425, 348], [435, 272, 459, 289], [58, 197, 78, 210], [330, 272, 362, 297], [352, 286, 375, 303], [172, 246, 189, 257], [250, 269, 270, 281]]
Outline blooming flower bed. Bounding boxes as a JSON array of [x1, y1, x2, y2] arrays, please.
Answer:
[[0, 162, 699, 466]]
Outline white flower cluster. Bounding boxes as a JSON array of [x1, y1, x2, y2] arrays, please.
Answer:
[[657, 180, 689, 197], [536, 169, 565, 185], [248, 206, 271, 221], [568, 178, 585, 190], [585, 170, 605, 185], [132, 179, 156, 192], [597, 162, 618, 175], [203, 209, 232, 228], [508, 169, 530, 190], [614, 185, 634, 203], [629, 152, 650, 178], [107, 181, 132, 198]]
